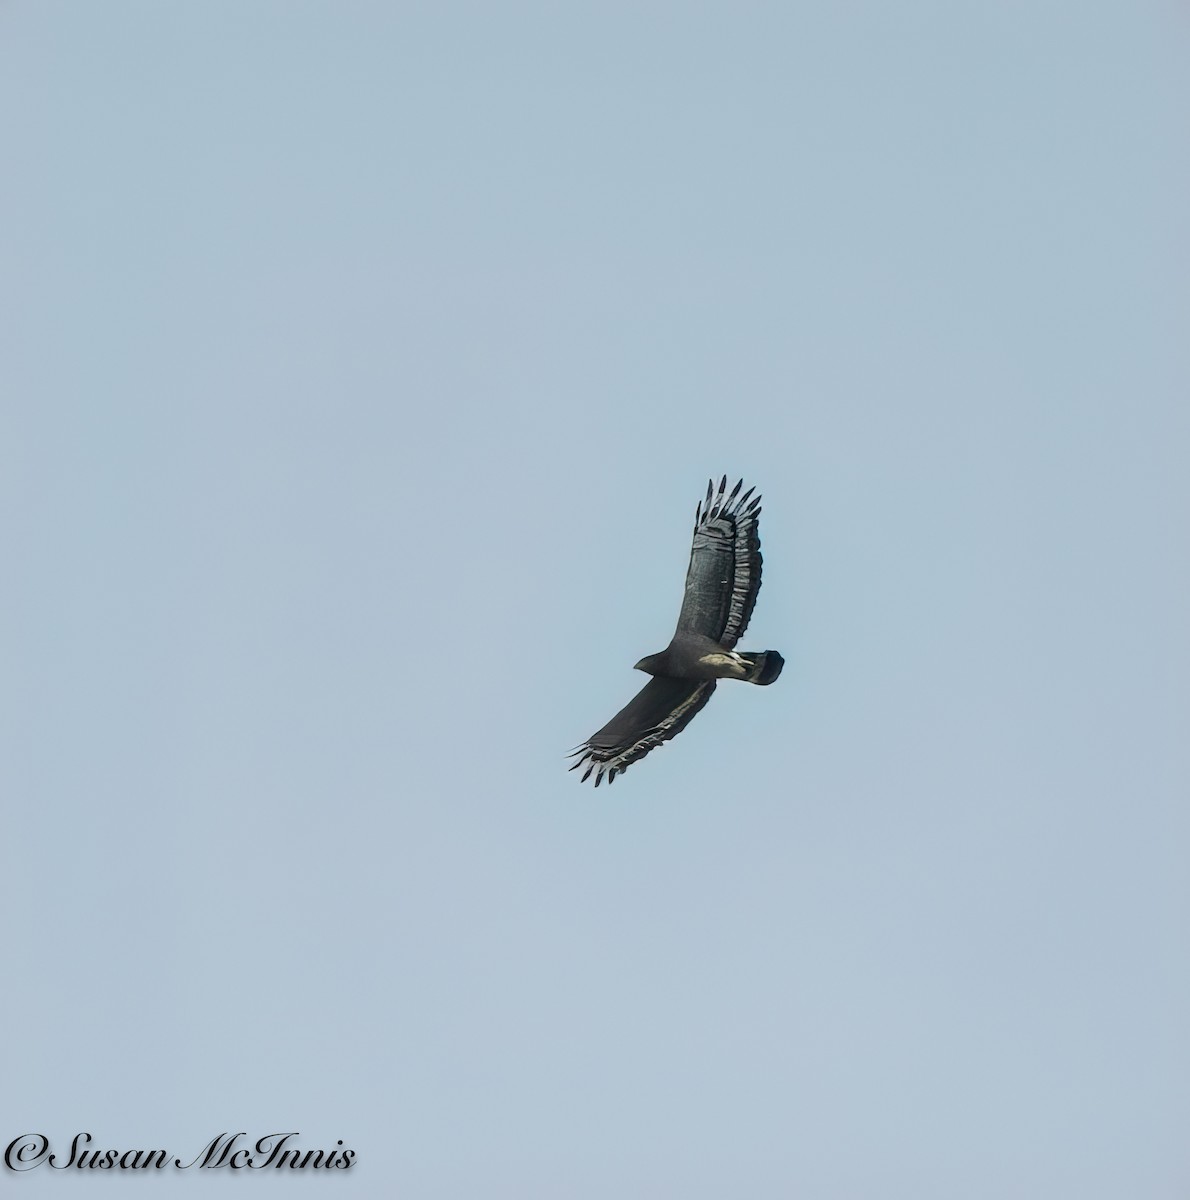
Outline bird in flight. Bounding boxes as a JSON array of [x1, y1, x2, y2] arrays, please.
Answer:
[[570, 476, 784, 786]]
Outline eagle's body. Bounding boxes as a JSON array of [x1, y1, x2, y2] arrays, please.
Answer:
[[635, 634, 781, 683], [570, 477, 783, 786]]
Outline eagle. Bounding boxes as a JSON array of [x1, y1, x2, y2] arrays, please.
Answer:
[[570, 476, 784, 786]]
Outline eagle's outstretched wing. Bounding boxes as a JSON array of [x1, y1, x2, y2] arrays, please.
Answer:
[[673, 476, 763, 649], [568, 677, 717, 787]]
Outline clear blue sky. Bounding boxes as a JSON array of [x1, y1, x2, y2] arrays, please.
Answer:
[[3, 2, 1188, 1195]]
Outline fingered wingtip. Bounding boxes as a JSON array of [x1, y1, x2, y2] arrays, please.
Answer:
[[696, 476, 765, 528]]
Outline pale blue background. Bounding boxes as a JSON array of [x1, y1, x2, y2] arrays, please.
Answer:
[[3, 2, 1188, 1196]]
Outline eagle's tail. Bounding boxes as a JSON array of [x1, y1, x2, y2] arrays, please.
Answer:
[[738, 650, 784, 685]]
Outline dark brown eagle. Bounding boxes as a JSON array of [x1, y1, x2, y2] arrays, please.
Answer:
[[570, 476, 784, 786]]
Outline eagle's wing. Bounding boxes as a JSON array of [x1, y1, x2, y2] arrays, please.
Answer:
[[673, 476, 763, 649], [569, 677, 717, 786]]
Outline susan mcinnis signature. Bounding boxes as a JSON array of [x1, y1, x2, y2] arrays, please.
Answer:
[[4, 1131, 355, 1171]]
